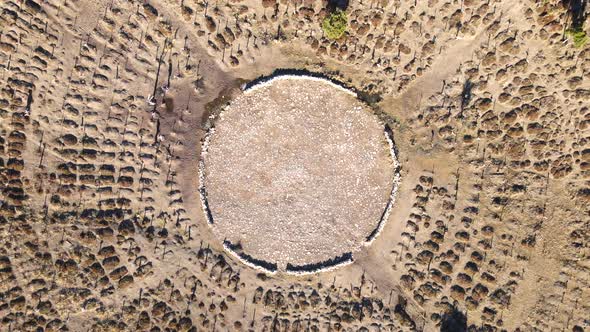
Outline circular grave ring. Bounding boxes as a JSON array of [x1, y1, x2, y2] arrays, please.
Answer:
[[199, 71, 401, 275]]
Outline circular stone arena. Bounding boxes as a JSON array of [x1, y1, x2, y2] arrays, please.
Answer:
[[200, 74, 399, 274]]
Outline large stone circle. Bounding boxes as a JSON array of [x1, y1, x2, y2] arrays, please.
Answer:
[[200, 75, 399, 274]]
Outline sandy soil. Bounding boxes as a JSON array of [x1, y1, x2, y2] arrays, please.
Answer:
[[0, 0, 589, 331]]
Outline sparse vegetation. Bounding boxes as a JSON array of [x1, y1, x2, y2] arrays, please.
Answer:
[[322, 10, 347, 39], [566, 26, 588, 47], [1, 0, 590, 331]]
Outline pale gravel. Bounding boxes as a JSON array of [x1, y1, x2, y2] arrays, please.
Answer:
[[202, 77, 396, 270]]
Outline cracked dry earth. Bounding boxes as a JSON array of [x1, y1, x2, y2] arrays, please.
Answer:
[[202, 77, 396, 270]]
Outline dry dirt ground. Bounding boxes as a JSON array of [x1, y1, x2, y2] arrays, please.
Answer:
[[0, 0, 589, 331]]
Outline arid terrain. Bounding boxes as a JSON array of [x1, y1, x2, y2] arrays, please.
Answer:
[[0, 0, 589, 331]]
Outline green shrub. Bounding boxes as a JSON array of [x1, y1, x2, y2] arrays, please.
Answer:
[[322, 10, 347, 40], [566, 27, 588, 48]]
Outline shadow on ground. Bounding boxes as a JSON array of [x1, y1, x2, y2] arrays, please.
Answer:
[[440, 306, 467, 332]]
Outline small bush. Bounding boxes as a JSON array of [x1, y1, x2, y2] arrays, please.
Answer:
[[322, 10, 347, 40], [566, 27, 588, 48]]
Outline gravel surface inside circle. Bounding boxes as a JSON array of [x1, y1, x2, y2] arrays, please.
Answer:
[[202, 77, 396, 270]]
